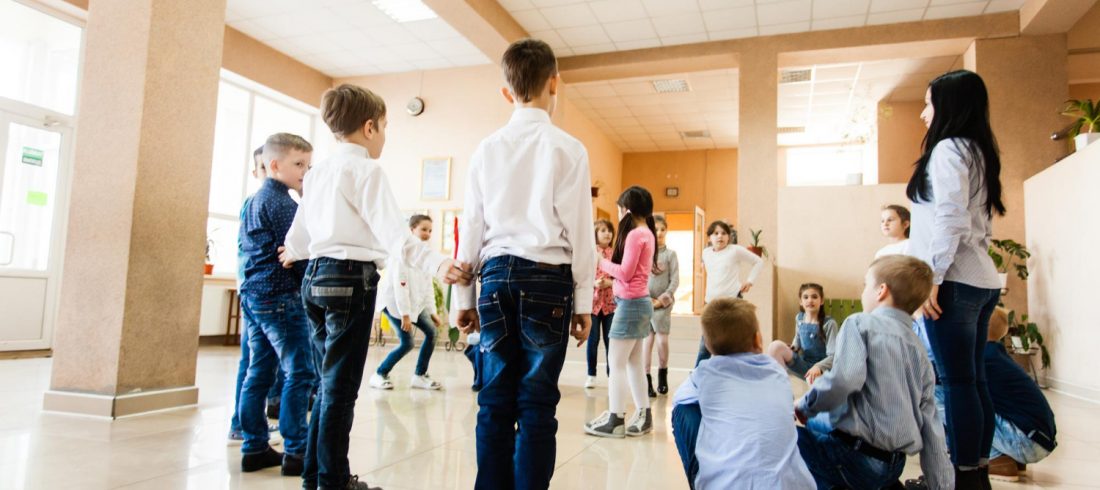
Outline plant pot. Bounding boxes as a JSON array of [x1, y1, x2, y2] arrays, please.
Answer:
[[204, 263, 214, 275], [1075, 132, 1100, 151], [747, 246, 763, 257], [998, 272, 1008, 289]]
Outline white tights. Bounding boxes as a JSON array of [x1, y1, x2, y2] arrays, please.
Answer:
[[643, 331, 669, 372], [608, 338, 650, 415]]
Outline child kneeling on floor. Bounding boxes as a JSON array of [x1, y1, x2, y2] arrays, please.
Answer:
[[671, 298, 814, 490]]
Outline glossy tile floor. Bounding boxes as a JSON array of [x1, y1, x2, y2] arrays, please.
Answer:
[[1, 346, 1097, 489]]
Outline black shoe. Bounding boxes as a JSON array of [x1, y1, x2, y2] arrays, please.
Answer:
[[646, 374, 656, 398], [978, 466, 992, 490], [955, 467, 983, 490], [902, 475, 927, 490], [343, 475, 382, 489], [657, 368, 668, 395], [266, 401, 280, 420], [242, 447, 283, 472], [282, 453, 304, 476]]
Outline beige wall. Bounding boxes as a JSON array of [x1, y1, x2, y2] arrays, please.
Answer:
[[620, 150, 738, 224], [1069, 83, 1100, 103], [221, 27, 333, 107], [877, 100, 925, 184], [337, 64, 621, 222], [776, 184, 907, 342], [1067, 1, 1100, 51], [1025, 140, 1100, 402]]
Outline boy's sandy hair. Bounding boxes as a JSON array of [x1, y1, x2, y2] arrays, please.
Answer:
[[321, 84, 387, 138], [701, 298, 759, 356], [262, 133, 312, 165], [868, 255, 933, 314], [988, 307, 1009, 342], [501, 38, 557, 103]]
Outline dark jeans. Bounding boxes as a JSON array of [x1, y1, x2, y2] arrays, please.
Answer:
[[230, 319, 283, 433], [465, 342, 483, 391], [301, 258, 380, 490], [924, 280, 1000, 467], [797, 426, 906, 490], [671, 403, 702, 490], [586, 312, 613, 377], [377, 308, 437, 377], [474, 255, 573, 490], [239, 291, 315, 456]]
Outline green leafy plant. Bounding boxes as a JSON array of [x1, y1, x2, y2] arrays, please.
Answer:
[[747, 228, 769, 258], [1061, 98, 1100, 137], [1006, 310, 1050, 369], [987, 238, 1030, 281]]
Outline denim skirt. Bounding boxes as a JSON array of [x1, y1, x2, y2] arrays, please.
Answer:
[[609, 297, 654, 340]]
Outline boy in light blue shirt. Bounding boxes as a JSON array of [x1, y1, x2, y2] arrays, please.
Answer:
[[672, 298, 814, 490]]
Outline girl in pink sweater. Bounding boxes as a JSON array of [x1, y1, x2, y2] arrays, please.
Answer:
[[584, 186, 657, 438]]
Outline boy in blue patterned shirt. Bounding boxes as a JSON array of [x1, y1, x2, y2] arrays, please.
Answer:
[[238, 133, 315, 477]]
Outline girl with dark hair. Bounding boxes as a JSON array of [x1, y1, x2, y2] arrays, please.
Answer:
[[876, 204, 911, 258], [694, 220, 764, 366], [908, 69, 1005, 488], [586, 219, 616, 389], [584, 186, 657, 438]]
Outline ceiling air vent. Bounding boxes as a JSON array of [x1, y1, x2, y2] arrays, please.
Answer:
[[779, 69, 812, 84], [652, 79, 691, 93], [777, 126, 806, 134], [680, 130, 711, 139]]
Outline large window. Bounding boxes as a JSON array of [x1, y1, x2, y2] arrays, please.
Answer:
[[206, 71, 332, 275], [784, 143, 878, 187], [0, 0, 81, 116]]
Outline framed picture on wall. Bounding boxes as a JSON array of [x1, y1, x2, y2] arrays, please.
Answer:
[[421, 157, 451, 201], [441, 209, 463, 255]]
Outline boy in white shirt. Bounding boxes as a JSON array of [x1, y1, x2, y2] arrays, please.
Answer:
[[454, 38, 596, 490], [282, 84, 471, 490]]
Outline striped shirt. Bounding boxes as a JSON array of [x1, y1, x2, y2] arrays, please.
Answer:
[[907, 138, 1000, 288], [798, 307, 953, 490]]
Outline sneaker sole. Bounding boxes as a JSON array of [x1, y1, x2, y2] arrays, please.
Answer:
[[626, 427, 652, 437], [583, 425, 625, 438], [989, 474, 1020, 482], [411, 385, 442, 390]]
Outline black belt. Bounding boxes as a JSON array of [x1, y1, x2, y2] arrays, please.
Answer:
[[831, 431, 903, 464]]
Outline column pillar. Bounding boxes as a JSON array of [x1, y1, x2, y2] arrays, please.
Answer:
[[44, 0, 226, 417], [738, 49, 779, 342], [965, 34, 1068, 310]]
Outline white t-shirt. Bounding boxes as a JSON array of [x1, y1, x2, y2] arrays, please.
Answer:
[[874, 239, 909, 259], [702, 245, 764, 303]]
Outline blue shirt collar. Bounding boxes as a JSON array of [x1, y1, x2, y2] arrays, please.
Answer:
[[871, 306, 915, 325], [263, 178, 290, 193]]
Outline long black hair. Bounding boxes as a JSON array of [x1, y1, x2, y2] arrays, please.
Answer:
[[611, 186, 658, 268], [906, 70, 1005, 217]]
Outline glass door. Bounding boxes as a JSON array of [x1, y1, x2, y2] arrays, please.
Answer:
[[0, 109, 71, 351]]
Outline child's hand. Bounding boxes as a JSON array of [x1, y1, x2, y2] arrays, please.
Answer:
[[431, 313, 444, 328], [400, 315, 413, 333], [277, 246, 295, 269], [571, 314, 592, 347], [920, 284, 942, 320], [740, 282, 753, 294], [438, 260, 474, 286], [804, 366, 823, 385], [651, 298, 662, 308], [456, 309, 480, 334]]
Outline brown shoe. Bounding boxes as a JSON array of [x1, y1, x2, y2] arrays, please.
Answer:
[[989, 455, 1020, 482], [1016, 462, 1027, 473]]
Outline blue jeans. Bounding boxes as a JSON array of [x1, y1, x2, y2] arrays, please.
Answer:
[[301, 258, 380, 490], [465, 334, 483, 391], [933, 385, 1051, 464], [239, 291, 315, 456], [377, 308, 437, 377], [797, 425, 906, 490], [230, 319, 283, 433], [474, 255, 573, 490], [671, 403, 702, 490], [586, 312, 612, 376], [925, 281, 1000, 467]]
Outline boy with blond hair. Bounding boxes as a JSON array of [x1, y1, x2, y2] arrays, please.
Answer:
[[283, 84, 471, 490], [795, 255, 952, 489], [671, 298, 814, 489], [454, 38, 596, 489]]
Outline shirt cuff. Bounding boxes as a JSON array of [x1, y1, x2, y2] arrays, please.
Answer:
[[455, 283, 477, 311], [573, 285, 593, 315]]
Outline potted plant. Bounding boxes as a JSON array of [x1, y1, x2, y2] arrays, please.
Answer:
[[204, 238, 215, 275], [1060, 98, 1099, 151], [747, 228, 769, 258], [987, 238, 1029, 290], [1005, 310, 1050, 370]]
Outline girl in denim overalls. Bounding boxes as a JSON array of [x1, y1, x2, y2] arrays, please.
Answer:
[[767, 283, 838, 385]]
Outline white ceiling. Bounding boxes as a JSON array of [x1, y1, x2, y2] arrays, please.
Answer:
[[500, 0, 1027, 57], [564, 70, 740, 152], [224, 0, 491, 78]]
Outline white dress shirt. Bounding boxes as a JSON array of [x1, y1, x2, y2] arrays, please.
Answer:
[[908, 138, 1000, 288], [378, 255, 438, 318], [874, 239, 909, 259], [284, 143, 446, 276], [702, 245, 764, 303], [454, 108, 597, 314]]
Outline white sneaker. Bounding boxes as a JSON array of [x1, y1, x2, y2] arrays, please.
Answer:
[[584, 376, 596, 389], [369, 373, 394, 390], [584, 410, 625, 438], [410, 374, 442, 390]]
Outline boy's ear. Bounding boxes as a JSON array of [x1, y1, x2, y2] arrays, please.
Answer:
[[547, 73, 560, 96], [500, 86, 516, 105], [362, 119, 375, 139], [266, 158, 278, 174], [877, 283, 890, 302], [753, 330, 763, 353]]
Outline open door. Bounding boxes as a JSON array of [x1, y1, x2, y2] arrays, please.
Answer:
[[693, 206, 706, 315]]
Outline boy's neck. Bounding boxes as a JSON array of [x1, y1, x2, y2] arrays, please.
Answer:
[[515, 96, 553, 115], [339, 133, 370, 150]]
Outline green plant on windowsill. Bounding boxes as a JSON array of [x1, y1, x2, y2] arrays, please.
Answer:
[[1061, 98, 1099, 137], [987, 238, 1029, 291], [1005, 310, 1050, 369], [747, 228, 769, 259]]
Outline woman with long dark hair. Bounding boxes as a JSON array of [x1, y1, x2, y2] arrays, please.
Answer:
[[908, 70, 1005, 489]]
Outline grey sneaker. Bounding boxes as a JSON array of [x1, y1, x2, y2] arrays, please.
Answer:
[[626, 407, 653, 437], [343, 475, 382, 489], [584, 410, 625, 438]]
